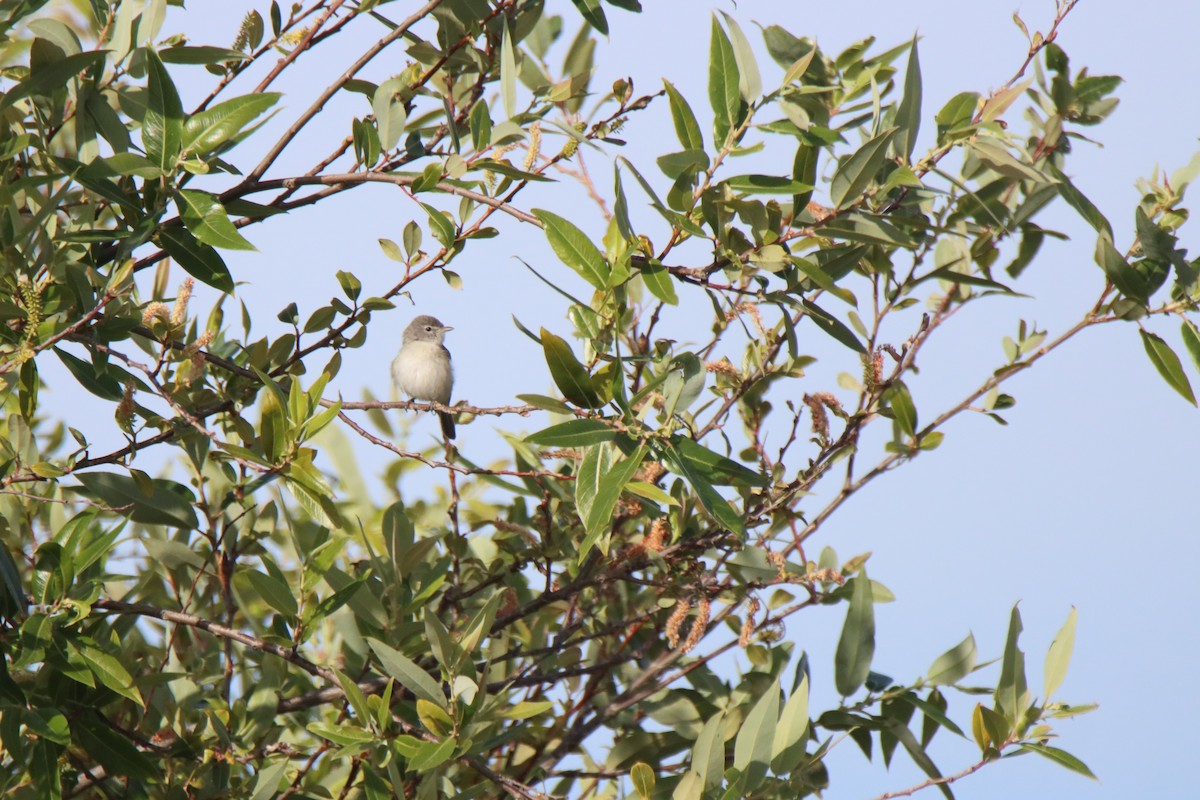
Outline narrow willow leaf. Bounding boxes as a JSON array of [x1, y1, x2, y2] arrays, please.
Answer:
[[830, 128, 897, 208], [708, 15, 742, 145], [577, 445, 646, 559], [673, 436, 767, 487], [183, 92, 280, 156], [792, 142, 817, 212], [244, 569, 298, 618], [143, 50, 184, 171], [500, 20, 516, 118], [661, 442, 744, 535], [525, 419, 617, 447], [663, 80, 704, 150], [834, 571, 875, 696], [540, 328, 602, 408], [367, 639, 444, 707], [639, 259, 678, 305], [533, 209, 609, 289], [895, 35, 921, 161], [0, 49, 106, 113], [771, 675, 809, 773], [1180, 319, 1200, 374], [719, 12, 761, 102], [177, 190, 256, 251], [802, 299, 866, 353], [74, 471, 197, 529], [1049, 163, 1112, 238], [1094, 236, 1148, 302], [724, 174, 812, 194], [570, 0, 608, 34], [1044, 607, 1077, 700], [1020, 743, 1098, 780], [995, 604, 1028, 726], [1140, 330, 1196, 405], [926, 633, 977, 686], [733, 678, 779, 790], [689, 711, 726, 789], [249, 760, 290, 800], [887, 381, 917, 437], [157, 226, 235, 292]]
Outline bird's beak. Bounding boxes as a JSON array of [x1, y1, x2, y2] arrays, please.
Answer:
[[442, 325, 454, 332]]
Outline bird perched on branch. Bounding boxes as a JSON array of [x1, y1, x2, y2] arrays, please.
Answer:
[[391, 315, 455, 439]]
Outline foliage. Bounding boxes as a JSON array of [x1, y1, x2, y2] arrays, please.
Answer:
[[0, 0, 1193, 797]]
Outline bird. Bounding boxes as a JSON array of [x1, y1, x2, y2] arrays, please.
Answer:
[[391, 315, 456, 439]]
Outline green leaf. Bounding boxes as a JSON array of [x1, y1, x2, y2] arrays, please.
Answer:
[[1095, 236, 1148, 302], [673, 436, 768, 487], [183, 92, 281, 156], [421, 202, 456, 248], [576, 444, 647, 559], [887, 381, 917, 437], [639, 258, 678, 305], [1140, 330, 1196, 405], [469, 99, 492, 151], [372, 78, 407, 151], [1044, 607, 1077, 700], [1048, 163, 1112, 239], [689, 711, 726, 789], [663, 80, 704, 150], [500, 19, 516, 118], [53, 347, 123, 401], [177, 190, 256, 251], [243, 569, 298, 618], [660, 442, 745, 535], [1181, 319, 1200, 375], [160, 45, 251, 65], [541, 328, 603, 408], [143, 50, 184, 171], [771, 675, 809, 773], [1019, 743, 1098, 780], [249, 760, 290, 800], [830, 128, 897, 208], [708, 15, 743, 145], [74, 471, 198, 529], [719, 12, 761, 102], [0, 49, 107, 113], [724, 174, 812, 195], [570, 0, 608, 34], [473, 158, 554, 182], [834, 571, 876, 696], [792, 141, 817, 212], [73, 715, 156, 780], [631, 762, 655, 800], [367, 638, 444, 707], [533, 209, 609, 289], [76, 643, 143, 704], [995, 604, 1028, 726], [157, 226, 235, 292], [895, 36, 922, 161], [926, 633, 977, 686], [733, 679, 779, 790], [526, 419, 618, 447], [801, 299, 866, 353]]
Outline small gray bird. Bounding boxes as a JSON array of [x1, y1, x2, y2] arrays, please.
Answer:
[[391, 315, 456, 439]]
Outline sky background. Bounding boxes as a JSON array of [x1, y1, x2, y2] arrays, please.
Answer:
[[37, 0, 1200, 797]]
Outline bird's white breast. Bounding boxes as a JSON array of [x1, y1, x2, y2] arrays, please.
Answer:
[[391, 341, 454, 403]]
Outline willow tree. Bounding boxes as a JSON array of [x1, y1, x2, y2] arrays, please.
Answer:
[[0, 0, 1194, 798]]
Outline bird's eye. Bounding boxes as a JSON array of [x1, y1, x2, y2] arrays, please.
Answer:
[[425, 326, 433, 331]]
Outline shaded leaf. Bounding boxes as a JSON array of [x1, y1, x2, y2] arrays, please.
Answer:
[[74, 472, 197, 529], [540, 328, 603, 408], [830, 128, 897, 208], [834, 571, 875, 696], [1140, 330, 1196, 405]]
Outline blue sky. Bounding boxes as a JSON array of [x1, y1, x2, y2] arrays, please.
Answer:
[[43, 0, 1200, 796]]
